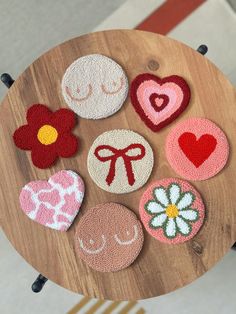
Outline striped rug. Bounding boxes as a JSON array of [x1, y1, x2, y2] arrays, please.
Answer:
[[67, 298, 145, 314]]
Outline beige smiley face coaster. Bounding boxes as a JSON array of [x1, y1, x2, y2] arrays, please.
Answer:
[[87, 129, 154, 194], [61, 54, 129, 119], [75, 203, 144, 272]]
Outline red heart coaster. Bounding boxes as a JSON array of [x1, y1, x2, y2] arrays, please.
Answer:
[[130, 73, 191, 132], [178, 132, 217, 168]]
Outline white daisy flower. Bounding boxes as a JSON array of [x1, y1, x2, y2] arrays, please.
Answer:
[[145, 183, 199, 239]]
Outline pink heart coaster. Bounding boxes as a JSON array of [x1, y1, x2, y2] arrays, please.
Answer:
[[130, 73, 191, 132], [165, 118, 229, 180], [19, 170, 85, 231]]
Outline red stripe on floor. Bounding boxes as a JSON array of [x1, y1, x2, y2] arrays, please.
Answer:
[[136, 0, 206, 34]]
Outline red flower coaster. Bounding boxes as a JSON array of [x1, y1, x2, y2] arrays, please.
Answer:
[[165, 118, 229, 180], [139, 178, 205, 244], [13, 104, 78, 169], [75, 202, 144, 272], [130, 73, 191, 132]]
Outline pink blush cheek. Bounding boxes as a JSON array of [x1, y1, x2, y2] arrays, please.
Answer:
[[19, 189, 36, 214]]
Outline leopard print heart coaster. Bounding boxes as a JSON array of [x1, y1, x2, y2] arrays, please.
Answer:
[[61, 54, 129, 119], [139, 178, 205, 244], [87, 129, 154, 194], [75, 202, 144, 272], [19, 170, 85, 231]]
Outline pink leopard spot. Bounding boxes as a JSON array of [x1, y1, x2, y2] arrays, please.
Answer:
[[50, 170, 74, 189], [35, 204, 55, 225], [19, 189, 35, 214], [57, 215, 70, 223], [38, 189, 61, 206], [61, 192, 80, 215], [28, 181, 52, 193]]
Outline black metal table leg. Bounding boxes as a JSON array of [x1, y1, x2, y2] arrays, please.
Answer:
[[1, 73, 15, 88], [197, 44, 208, 55], [1, 72, 49, 292], [31, 274, 48, 293]]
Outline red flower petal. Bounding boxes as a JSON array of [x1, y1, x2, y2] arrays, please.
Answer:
[[31, 144, 58, 169], [56, 133, 78, 157], [50, 109, 76, 133], [13, 125, 36, 150], [27, 104, 53, 127]]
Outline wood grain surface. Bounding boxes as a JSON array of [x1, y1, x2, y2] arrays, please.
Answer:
[[0, 30, 236, 300]]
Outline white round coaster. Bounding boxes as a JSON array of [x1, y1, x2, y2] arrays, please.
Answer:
[[61, 54, 129, 119], [87, 129, 154, 194]]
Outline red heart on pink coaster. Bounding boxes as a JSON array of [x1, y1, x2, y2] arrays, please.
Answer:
[[130, 73, 191, 132], [19, 170, 85, 231], [178, 132, 217, 168]]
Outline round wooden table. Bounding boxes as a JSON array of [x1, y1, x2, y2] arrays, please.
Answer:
[[0, 30, 236, 300]]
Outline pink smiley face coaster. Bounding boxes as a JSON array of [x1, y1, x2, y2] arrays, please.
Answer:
[[75, 203, 144, 272], [139, 178, 205, 244], [19, 170, 85, 231], [165, 118, 229, 180], [130, 73, 191, 132]]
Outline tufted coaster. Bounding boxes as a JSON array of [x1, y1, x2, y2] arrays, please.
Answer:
[[139, 178, 205, 244], [165, 118, 229, 180], [19, 170, 84, 231], [75, 202, 144, 272], [130, 73, 191, 132], [61, 54, 129, 119], [13, 104, 78, 169], [87, 129, 154, 194]]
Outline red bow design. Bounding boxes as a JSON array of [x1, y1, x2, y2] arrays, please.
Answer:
[[94, 144, 146, 186]]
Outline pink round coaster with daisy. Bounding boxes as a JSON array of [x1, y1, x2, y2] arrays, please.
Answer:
[[165, 118, 229, 180], [139, 178, 205, 244]]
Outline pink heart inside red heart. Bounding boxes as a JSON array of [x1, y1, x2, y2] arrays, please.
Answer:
[[149, 93, 169, 112], [178, 132, 217, 168]]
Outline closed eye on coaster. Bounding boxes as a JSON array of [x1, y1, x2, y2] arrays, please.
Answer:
[[79, 235, 106, 255], [101, 77, 125, 95], [114, 225, 139, 245]]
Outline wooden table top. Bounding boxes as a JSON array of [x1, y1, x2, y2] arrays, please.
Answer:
[[0, 30, 236, 300]]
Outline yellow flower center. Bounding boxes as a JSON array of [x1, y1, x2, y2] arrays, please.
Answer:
[[37, 125, 58, 145], [166, 204, 179, 218]]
